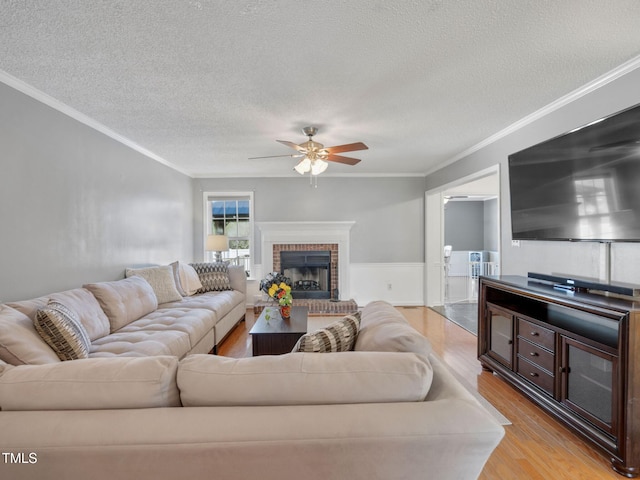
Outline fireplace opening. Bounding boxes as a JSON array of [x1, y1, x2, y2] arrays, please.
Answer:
[[280, 250, 331, 299]]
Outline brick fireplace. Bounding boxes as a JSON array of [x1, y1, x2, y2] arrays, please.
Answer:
[[258, 221, 354, 301], [273, 243, 339, 299]]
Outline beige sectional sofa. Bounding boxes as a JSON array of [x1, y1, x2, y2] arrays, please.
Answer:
[[0, 300, 504, 480], [0, 263, 247, 364]]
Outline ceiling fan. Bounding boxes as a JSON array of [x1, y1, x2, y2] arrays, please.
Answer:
[[249, 126, 368, 176]]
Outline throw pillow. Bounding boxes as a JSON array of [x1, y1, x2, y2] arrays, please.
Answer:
[[34, 301, 91, 361], [190, 262, 232, 292], [170, 261, 203, 296], [293, 312, 361, 353], [125, 265, 183, 304]]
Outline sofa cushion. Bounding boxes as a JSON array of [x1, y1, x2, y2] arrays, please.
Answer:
[[357, 322, 432, 356], [178, 351, 433, 407], [116, 307, 215, 351], [7, 289, 111, 342], [89, 329, 191, 359], [5, 295, 49, 322], [34, 301, 91, 361], [360, 300, 411, 328], [160, 290, 245, 321], [170, 261, 203, 296], [125, 265, 183, 304], [190, 262, 232, 292], [293, 312, 360, 353], [84, 276, 158, 332], [356, 314, 432, 356], [228, 264, 247, 294], [0, 358, 11, 375], [0, 356, 181, 411], [0, 305, 60, 365], [50, 288, 111, 341]]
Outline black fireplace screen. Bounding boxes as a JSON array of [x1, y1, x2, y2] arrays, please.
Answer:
[[280, 251, 331, 299]]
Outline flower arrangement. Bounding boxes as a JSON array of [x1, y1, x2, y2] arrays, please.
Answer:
[[260, 272, 293, 319], [268, 282, 292, 307], [259, 272, 291, 296]]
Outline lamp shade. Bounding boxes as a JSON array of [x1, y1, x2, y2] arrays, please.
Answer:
[[294, 157, 311, 175], [206, 234, 229, 252], [311, 159, 328, 175]]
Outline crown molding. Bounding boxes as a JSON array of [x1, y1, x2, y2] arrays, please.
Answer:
[[191, 171, 426, 179], [425, 54, 640, 176], [6, 51, 640, 182], [0, 69, 191, 178]]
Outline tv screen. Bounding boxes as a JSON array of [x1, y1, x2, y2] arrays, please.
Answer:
[[509, 102, 640, 242]]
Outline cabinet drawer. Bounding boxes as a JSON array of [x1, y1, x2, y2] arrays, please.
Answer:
[[518, 318, 555, 350], [517, 357, 554, 396], [517, 337, 554, 373]]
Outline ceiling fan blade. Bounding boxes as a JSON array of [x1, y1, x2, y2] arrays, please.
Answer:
[[248, 154, 303, 160], [324, 142, 368, 154], [326, 154, 361, 165], [276, 140, 306, 152]]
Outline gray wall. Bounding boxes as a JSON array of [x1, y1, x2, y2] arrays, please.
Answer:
[[444, 201, 484, 250], [0, 82, 194, 302], [444, 199, 499, 251], [193, 176, 425, 264], [425, 66, 640, 284]]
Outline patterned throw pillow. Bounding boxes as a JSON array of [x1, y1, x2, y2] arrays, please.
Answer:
[[34, 301, 91, 361], [294, 312, 361, 353], [190, 262, 232, 293]]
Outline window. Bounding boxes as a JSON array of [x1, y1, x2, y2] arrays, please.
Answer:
[[204, 192, 253, 277], [574, 176, 616, 238]]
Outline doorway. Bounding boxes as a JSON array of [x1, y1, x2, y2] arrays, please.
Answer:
[[425, 167, 500, 334]]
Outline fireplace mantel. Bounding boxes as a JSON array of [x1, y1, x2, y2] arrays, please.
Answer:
[[257, 221, 354, 300]]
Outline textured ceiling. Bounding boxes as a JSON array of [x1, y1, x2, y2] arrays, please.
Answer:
[[2, 1, 640, 178]]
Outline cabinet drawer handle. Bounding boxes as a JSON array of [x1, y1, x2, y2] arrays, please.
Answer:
[[529, 372, 539, 378], [529, 352, 539, 357], [530, 331, 539, 336]]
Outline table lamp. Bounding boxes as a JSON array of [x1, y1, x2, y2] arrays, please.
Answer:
[[206, 234, 228, 262]]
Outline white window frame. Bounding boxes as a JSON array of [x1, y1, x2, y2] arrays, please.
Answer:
[[203, 191, 254, 278]]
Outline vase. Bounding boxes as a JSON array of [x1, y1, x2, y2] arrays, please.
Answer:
[[280, 305, 291, 319]]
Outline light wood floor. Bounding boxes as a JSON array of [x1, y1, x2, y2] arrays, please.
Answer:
[[219, 307, 621, 480]]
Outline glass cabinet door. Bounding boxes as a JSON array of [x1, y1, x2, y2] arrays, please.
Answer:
[[487, 306, 514, 368], [560, 336, 617, 435]]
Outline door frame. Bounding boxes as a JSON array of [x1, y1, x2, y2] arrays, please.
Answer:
[[424, 164, 501, 306]]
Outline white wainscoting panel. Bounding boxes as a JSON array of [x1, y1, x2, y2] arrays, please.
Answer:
[[349, 263, 425, 307]]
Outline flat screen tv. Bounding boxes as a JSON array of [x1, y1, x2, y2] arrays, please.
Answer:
[[508, 102, 640, 242]]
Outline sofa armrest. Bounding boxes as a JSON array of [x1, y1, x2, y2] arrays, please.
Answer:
[[228, 265, 247, 294]]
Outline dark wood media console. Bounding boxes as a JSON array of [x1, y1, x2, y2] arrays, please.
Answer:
[[478, 275, 640, 477]]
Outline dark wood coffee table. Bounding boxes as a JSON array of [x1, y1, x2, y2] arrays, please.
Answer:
[[249, 305, 308, 356]]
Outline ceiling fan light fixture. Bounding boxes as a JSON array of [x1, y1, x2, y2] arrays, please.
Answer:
[[311, 159, 328, 176], [252, 127, 367, 180], [294, 157, 311, 174]]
